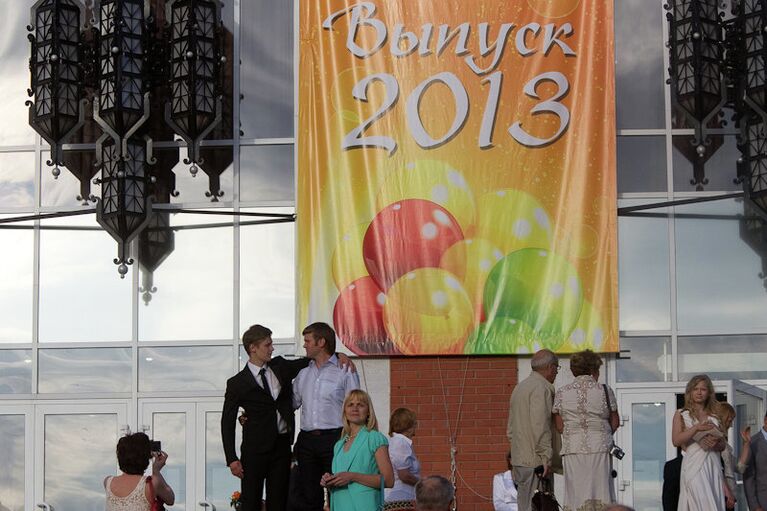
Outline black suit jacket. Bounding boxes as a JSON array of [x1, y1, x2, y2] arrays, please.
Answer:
[[221, 356, 310, 465], [662, 454, 682, 511]]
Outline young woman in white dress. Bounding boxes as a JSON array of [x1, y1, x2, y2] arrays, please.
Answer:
[[672, 374, 734, 511]]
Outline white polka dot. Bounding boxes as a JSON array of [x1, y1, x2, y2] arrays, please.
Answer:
[[349, 284, 356, 291], [392, 203, 402, 210], [376, 293, 386, 306], [433, 209, 451, 225], [538, 250, 548, 257], [508, 319, 517, 325], [549, 283, 564, 298], [513, 219, 532, 239], [406, 162, 416, 170], [431, 291, 448, 308], [534, 208, 550, 230], [593, 329, 604, 349], [479, 259, 492, 271], [466, 239, 474, 245], [532, 342, 542, 352], [496, 190, 506, 197], [447, 170, 467, 188], [568, 276, 580, 295], [570, 328, 586, 345], [518, 346, 530, 354], [421, 222, 438, 239], [492, 249, 503, 260], [406, 272, 416, 280], [445, 276, 461, 290], [431, 184, 449, 204], [343, 233, 351, 241]]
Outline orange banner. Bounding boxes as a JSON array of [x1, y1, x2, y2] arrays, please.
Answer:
[[298, 0, 617, 355]]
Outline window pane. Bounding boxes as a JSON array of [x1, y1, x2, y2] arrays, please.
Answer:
[[616, 337, 671, 383], [38, 348, 131, 393], [0, 5, 37, 145], [631, 402, 668, 510], [138, 213, 233, 341], [679, 334, 767, 380], [151, 413, 186, 508], [675, 199, 767, 332], [240, 208, 295, 339], [139, 346, 232, 391], [0, 218, 33, 342], [240, 145, 294, 202], [241, 0, 293, 138], [615, 0, 665, 129], [618, 136, 667, 193], [40, 149, 102, 208], [618, 201, 671, 330], [0, 415, 24, 511], [205, 411, 238, 508], [0, 152, 35, 209], [39, 216, 132, 342], [672, 135, 740, 192], [44, 414, 118, 510], [170, 146, 234, 204], [0, 350, 32, 394]]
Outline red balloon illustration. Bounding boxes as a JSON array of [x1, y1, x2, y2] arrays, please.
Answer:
[[333, 276, 399, 355], [362, 199, 464, 290]]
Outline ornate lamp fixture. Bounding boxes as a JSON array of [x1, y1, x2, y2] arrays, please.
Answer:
[[666, 0, 767, 220], [26, 0, 228, 277]]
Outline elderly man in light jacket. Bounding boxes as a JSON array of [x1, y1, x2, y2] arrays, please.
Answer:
[[506, 349, 562, 511]]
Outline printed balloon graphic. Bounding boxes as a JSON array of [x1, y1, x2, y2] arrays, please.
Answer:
[[375, 160, 476, 234], [363, 199, 464, 290], [439, 238, 504, 322], [476, 189, 552, 256], [464, 318, 540, 354], [527, 0, 581, 18], [331, 222, 371, 291], [483, 248, 583, 346], [333, 276, 400, 355], [383, 268, 474, 354], [558, 301, 607, 352]]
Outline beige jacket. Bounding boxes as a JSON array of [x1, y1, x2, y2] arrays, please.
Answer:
[[507, 371, 561, 471]]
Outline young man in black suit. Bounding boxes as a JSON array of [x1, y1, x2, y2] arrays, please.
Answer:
[[221, 324, 310, 511]]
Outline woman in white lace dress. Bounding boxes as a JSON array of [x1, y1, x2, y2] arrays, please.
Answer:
[[104, 432, 175, 511], [553, 350, 619, 511], [672, 374, 733, 511]]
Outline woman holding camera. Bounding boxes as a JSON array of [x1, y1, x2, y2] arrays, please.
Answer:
[[552, 349, 619, 511], [104, 432, 175, 511]]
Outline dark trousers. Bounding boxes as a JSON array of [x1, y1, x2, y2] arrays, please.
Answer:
[[294, 429, 342, 511], [241, 433, 292, 511]]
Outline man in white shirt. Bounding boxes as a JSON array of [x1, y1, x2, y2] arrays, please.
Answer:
[[292, 322, 360, 511], [493, 451, 518, 511]]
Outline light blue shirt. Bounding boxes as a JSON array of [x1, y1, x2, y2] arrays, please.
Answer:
[[293, 354, 360, 430]]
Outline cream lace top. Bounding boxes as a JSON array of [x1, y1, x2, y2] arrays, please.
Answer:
[[105, 475, 151, 511], [553, 375, 617, 455]]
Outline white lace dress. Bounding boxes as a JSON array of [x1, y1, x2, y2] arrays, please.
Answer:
[[677, 410, 725, 511], [105, 475, 151, 511]]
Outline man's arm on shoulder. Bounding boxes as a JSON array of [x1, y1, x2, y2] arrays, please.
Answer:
[[274, 355, 311, 380], [343, 364, 361, 394]]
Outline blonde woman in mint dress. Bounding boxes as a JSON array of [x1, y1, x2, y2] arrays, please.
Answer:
[[321, 389, 394, 510]]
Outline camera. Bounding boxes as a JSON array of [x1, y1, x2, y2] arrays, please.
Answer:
[[610, 445, 625, 460], [150, 440, 162, 453]]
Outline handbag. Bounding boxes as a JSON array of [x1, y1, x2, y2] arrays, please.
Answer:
[[531, 474, 561, 511], [146, 476, 166, 511], [383, 501, 415, 511]]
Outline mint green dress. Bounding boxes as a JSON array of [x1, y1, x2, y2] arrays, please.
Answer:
[[330, 428, 388, 511]]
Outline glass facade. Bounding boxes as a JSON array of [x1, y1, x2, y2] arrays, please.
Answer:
[[1, 0, 766, 509]]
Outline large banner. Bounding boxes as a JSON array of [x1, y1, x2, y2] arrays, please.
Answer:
[[298, 0, 617, 355]]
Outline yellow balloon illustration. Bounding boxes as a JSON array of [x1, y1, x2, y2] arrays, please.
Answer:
[[331, 222, 371, 291], [376, 159, 477, 235], [558, 301, 608, 353], [439, 238, 504, 321], [476, 189, 552, 255], [527, 0, 581, 18], [383, 268, 474, 355]]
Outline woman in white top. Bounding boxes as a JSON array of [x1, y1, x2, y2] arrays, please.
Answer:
[[385, 408, 421, 509], [104, 432, 175, 511], [492, 451, 518, 511]]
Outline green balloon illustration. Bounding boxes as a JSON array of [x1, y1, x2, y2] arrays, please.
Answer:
[[483, 248, 583, 345], [464, 318, 539, 354]]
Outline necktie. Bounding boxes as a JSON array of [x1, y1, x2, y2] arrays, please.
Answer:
[[259, 367, 273, 399]]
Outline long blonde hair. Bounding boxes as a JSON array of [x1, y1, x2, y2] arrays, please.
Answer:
[[342, 389, 379, 436], [683, 374, 719, 419]]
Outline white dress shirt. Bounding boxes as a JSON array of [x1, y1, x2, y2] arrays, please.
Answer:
[[385, 432, 421, 502], [248, 361, 287, 434], [493, 470, 518, 511], [293, 354, 360, 430]]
